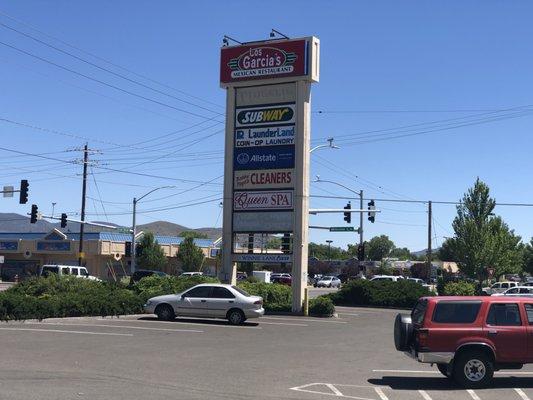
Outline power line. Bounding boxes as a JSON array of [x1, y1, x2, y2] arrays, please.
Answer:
[[313, 108, 531, 114], [0, 9, 224, 110], [0, 39, 224, 122], [0, 21, 223, 116]]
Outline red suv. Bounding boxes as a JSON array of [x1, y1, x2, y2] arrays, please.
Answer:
[[394, 296, 533, 388]]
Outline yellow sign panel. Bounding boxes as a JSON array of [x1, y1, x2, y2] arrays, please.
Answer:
[[78, 252, 85, 259]]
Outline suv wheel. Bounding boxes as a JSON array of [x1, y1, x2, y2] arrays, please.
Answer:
[[454, 351, 494, 388], [155, 304, 175, 321]]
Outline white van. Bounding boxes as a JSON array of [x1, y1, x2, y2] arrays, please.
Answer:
[[39, 264, 101, 281]]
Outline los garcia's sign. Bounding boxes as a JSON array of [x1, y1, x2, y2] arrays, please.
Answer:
[[233, 190, 293, 211], [234, 168, 293, 190], [235, 125, 295, 148], [220, 40, 308, 83]]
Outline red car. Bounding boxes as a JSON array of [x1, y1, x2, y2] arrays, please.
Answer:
[[394, 296, 533, 388]]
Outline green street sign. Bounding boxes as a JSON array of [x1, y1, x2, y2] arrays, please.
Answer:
[[117, 228, 131, 234], [329, 226, 355, 232]]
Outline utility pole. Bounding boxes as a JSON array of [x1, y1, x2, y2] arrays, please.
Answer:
[[326, 240, 333, 262], [359, 190, 363, 247], [131, 197, 137, 275], [78, 143, 88, 267], [427, 200, 432, 280]]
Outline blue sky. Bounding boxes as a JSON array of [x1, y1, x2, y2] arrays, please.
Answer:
[[1, 1, 532, 251]]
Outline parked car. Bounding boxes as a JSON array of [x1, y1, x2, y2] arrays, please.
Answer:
[[179, 271, 203, 277], [316, 276, 341, 288], [482, 281, 518, 295], [236, 271, 248, 281], [492, 286, 533, 297], [407, 278, 424, 284], [40, 264, 100, 281], [394, 296, 533, 388], [130, 269, 167, 284], [143, 283, 264, 325], [271, 273, 291, 285], [370, 275, 404, 282]]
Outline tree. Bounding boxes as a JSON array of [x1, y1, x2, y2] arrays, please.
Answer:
[[137, 232, 167, 270], [438, 238, 456, 261], [177, 236, 205, 272], [444, 178, 524, 283], [389, 247, 412, 260], [308, 242, 348, 260], [524, 238, 533, 275], [366, 235, 395, 261], [266, 237, 282, 249], [180, 230, 208, 239]]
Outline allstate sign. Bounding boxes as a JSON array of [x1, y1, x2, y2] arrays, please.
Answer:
[[234, 145, 295, 170]]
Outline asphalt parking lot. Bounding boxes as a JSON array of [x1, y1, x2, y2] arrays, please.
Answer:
[[1, 306, 533, 400]]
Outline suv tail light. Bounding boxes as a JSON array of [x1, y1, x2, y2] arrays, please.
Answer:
[[417, 328, 429, 350]]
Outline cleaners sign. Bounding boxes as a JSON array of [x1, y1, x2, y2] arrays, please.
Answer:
[[235, 125, 295, 148], [234, 169, 293, 190], [220, 39, 308, 83]]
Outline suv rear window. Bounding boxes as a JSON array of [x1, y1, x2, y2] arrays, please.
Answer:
[[411, 299, 427, 325], [432, 301, 481, 324]]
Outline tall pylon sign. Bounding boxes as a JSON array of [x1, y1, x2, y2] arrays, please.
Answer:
[[220, 36, 320, 313]]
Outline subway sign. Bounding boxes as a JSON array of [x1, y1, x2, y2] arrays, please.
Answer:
[[235, 104, 295, 127]]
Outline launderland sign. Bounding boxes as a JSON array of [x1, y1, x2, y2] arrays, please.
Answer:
[[235, 125, 295, 148]]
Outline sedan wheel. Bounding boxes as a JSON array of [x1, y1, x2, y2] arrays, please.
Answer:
[[155, 304, 175, 321], [227, 309, 245, 325]]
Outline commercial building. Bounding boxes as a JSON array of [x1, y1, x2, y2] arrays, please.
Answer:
[[0, 229, 220, 281]]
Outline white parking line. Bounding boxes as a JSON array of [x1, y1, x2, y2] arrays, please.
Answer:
[[261, 316, 347, 324], [96, 318, 262, 329], [419, 390, 433, 400], [515, 388, 531, 400], [374, 387, 389, 400], [373, 369, 533, 375], [338, 313, 360, 316], [0, 327, 132, 336], [258, 321, 308, 327], [290, 383, 376, 400], [24, 322, 204, 333], [467, 389, 481, 400], [326, 383, 344, 396]]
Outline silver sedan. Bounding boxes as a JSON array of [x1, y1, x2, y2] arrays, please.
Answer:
[[143, 283, 265, 325]]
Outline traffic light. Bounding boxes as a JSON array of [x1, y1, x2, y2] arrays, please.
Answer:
[[19, 179, 29, 204], [367, 200, 376, 223], [125, 241, 132, 257], [343, 201, 351, 224], [247, 234, 254, 253], [357, 243, 365, 261], [60, 213, 68, 228], [30, 204, 38, 224], [281, 233, 291, 254]]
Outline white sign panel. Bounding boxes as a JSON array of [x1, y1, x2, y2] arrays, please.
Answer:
[[233, 190, 293, 211], [235, 104, 296, 128], [234, 168, 294, 190], [233, 211, 293, 232], [235, 125, 295, 148], [233, 253, 292, 263]]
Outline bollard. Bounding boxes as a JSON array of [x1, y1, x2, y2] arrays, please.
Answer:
[[14, 274, 19, 283], [303, 286, 309, 316]]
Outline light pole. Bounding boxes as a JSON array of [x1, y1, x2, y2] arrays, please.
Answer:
[[313, 176, 364, 248], [309, 137, 340, 153], [326, 239, 333, 262], [131, 186, 173, 274]]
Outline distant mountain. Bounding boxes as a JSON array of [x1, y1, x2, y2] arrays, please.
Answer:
[[0, 213, 222, 240]]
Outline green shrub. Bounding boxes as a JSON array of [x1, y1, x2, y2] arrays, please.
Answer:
[[443, 281, 476, 296], [309, 296, 335, 317], [245, 276, 260, 283], [329, 279, 432, 308], [238, 282, 292, 312], [0, 275, 143, 321], [132, 275, 218, 302]]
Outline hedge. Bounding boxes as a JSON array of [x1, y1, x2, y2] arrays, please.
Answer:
[[131, 275, 219, 303], [238, 282, 292, 312], [443, 281, 476, 296], [309, 296, 335, 317], [329, 279, 433, 308], [0, 275, 142, 321]]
